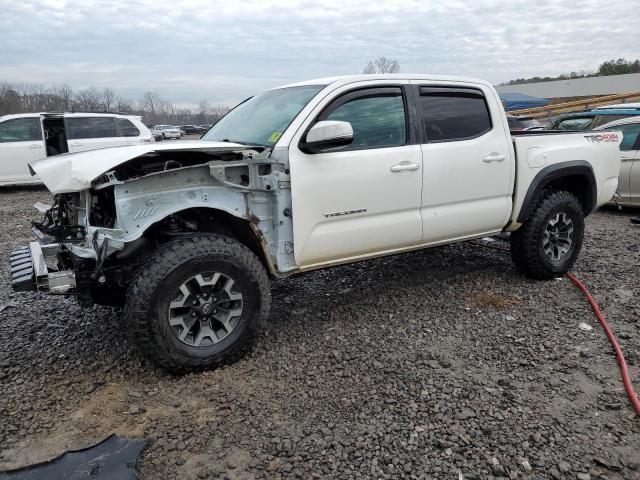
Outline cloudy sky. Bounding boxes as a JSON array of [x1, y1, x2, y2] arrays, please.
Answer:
[[1, 0, 638, 107]]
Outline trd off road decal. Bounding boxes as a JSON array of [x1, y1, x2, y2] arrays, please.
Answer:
[[324, 208, 367, 218], [584, 132, 620, 143]]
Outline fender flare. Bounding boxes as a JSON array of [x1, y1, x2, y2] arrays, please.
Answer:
[[517, 160, 597, 223]]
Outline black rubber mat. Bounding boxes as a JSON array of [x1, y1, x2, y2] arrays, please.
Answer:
[[0, 434, 147, 480]]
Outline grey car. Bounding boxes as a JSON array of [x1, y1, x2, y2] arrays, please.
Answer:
[[595, 117, 640, 207]]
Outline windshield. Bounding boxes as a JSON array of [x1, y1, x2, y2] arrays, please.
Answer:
[[202, 85, 324, 146]]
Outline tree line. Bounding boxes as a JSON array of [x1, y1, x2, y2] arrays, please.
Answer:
[[0, 82, 230, 126], [501, 58, 640, 86]]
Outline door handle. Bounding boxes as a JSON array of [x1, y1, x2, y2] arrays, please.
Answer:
[[390, 162, 420, 173], [28, 144, 41, 149], [483, 153, 505, 163]]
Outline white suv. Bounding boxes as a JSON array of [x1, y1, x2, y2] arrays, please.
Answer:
[[0, 112, 153, 186], [151, 125, 183, 140]]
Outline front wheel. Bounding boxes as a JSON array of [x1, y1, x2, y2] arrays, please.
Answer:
[[124, 234, 270, 372], [510, 190, 585, 280]]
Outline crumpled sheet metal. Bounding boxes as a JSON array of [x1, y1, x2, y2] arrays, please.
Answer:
[[0, 434, 147, 480]]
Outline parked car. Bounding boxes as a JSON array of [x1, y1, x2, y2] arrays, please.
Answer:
[[594, 117, 640, 207], [151, 125, 183, 140], [550, 107, 640, 130], [149, 127, 163, 141], [0, 113, 152, 186], [507, 115, 544, 131], [13, 74, 621, 372], [180, 125, 206, 135], [595, 102, 640, 110]]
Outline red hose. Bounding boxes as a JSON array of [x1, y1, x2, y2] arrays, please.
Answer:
[[565, 272, 640, 416]]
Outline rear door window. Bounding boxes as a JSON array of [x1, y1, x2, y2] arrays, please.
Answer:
[[0, 118, 41, 143], [117, 119, 140, 137], [67, 117, 117, 139], [418, 87, 492, 142]]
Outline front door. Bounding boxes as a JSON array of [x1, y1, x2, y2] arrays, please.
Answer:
[[289, 86, 423, 268], [414, 84, 512, 243], [0, 117, 46, 184]]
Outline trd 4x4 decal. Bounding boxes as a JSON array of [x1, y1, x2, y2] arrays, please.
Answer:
[[584, 133, 620, 143]]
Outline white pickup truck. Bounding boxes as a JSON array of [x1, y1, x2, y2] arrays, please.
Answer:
[[11, 75, 621, 372]]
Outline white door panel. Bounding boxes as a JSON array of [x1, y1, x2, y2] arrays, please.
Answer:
[[0, 117, 46, 184], [291, 145, 423, 267], [0, 141, 46, 183], [68, 137, 121, 152], [420, 136, 512, 242]]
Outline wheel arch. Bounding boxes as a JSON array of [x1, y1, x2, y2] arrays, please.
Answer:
[[517, 161, 596, 223], [142, 206, 277, 276]]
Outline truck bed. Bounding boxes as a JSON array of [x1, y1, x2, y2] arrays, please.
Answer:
[[509, 129, 622, 226]]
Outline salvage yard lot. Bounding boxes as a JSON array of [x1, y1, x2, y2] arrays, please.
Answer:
[[0, 187, 638, 480]]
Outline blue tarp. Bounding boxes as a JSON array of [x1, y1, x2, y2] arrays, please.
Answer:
[[499, 92, 549, 111]]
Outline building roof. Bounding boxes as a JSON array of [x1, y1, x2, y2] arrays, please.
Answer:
[[496, 73, 640, 99], [499, 92, 549, 110]]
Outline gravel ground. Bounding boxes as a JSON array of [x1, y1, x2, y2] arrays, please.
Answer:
[[0, 186, 638, 480]]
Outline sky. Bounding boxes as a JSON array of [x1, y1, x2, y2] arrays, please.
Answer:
[[1, 0, 639, 108]]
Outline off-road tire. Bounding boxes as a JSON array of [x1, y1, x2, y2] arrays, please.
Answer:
[[124, 234, 270, 373], [510, 190, 585, 280]]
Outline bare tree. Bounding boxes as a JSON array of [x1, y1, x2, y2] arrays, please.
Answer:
[[53, 84, 74, 111], [115, 96, 134, 113], [101, 87, 115, 111], [140, 91, 161, 123], [197, 100, 210, 123], [0, 79, 231, 125], [74, 87, 102, 111], [363, 57, 400, 74], [0, 83, 21, 115]]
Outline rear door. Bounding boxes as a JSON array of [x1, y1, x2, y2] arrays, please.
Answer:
[[65, 116, 121, 152], [600, 122, 640, 202], [288, 85, 424, 268], [0, 116, 45, 183], [414, 84, 512, 243]]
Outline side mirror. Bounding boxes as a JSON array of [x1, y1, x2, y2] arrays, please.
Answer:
[[300, 120, 353, 154]]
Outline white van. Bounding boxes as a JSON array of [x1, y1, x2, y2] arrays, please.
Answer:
[[0, 112, 153, 186]]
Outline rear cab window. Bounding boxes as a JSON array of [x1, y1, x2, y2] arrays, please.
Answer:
[[66, 117, 117, 139], [418, 87, 492, 142], [0, 117, 42, 143]]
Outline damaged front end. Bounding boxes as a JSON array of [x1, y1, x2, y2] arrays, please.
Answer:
[[10, 141, 297, 305], [11, 192, 106, 296]]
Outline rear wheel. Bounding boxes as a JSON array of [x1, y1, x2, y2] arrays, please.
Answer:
[[124, 234, 270, 372], [510, 190, 585, 279]]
